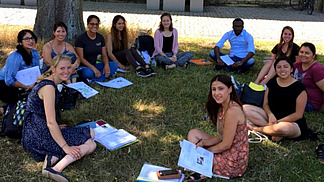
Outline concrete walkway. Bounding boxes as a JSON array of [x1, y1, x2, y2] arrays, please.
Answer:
[[0, 1, 323, 44]]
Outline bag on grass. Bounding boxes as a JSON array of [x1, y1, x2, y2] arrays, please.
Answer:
[[1, 98, 27, 138], [60, 85, 78, 111], [134, 35, 155, 57], [240, 82, 265, 107]]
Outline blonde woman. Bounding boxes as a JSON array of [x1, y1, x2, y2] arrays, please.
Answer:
[[22, 55, 96, 182]]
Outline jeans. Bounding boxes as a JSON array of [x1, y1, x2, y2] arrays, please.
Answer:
[[79, 62, 118, 82], [305, 101, 317, 112], [155, 52, 193, 67], [209, 50, 255, 72]]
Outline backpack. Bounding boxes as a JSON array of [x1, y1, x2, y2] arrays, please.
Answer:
[[1, 98, 27, 139], [134, 35, 155, 57]]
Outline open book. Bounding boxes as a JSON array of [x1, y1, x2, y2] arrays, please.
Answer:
[[177, 140, 214, 178], [93, 120, 138, 150]]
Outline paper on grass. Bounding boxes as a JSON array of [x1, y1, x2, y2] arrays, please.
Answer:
[[136, 163, 184, 182], [96, 77, 132, 89], [66, 82, 99, 99], [178, 140, 213, 178], [15, 66, 41, 86], [220, 55, 235, 66]]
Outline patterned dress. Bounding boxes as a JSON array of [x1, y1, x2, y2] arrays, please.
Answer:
[[213, 102, 249, 178], [22, 80, 91, 162]]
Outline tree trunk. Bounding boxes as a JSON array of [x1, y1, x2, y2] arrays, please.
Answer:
[[33, 0, 85, 43]]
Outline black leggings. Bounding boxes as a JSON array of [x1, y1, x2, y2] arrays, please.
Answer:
[[114, 48, 147, 68], [0, 80, 22, 105]]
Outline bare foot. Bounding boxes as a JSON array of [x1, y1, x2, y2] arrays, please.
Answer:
[[271, 136, 283, 142], [166, 64, 176, 70]]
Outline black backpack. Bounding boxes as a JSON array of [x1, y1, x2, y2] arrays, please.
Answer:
[[1, 98, 27, 139], [134, 35, 155, 57]]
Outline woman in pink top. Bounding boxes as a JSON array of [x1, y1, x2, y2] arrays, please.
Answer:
[[293, 42, 324, 112], [152, 12, 193, 70]]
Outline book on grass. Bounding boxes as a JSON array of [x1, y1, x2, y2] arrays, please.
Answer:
[[177, 140, 213, 178], [190, 59, 212, 65], [93, 120, 138, 150], [136, 163, 184, 182], [96, 77, 133, 89]]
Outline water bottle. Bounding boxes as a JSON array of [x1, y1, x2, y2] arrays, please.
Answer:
[[150, 58, 157, 67]]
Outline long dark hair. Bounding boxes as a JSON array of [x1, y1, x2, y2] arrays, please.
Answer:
[[276, 26, 294, 60], [111, 15, 128, 51], [16, 29, 38, 66], [205, 75, 242, 125], [159, 12, 173, 31]]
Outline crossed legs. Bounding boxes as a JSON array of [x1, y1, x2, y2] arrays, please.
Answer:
[[243, 104, 301, 141]]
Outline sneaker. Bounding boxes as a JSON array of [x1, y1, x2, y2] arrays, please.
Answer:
[[145, 67, 156, 76], [136, 68, 150, 78], [316, 144, 324, 164]]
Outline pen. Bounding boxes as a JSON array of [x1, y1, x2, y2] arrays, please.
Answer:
[[195, 138, 202, 145]]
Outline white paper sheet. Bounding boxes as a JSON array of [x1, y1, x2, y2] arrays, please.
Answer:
[[136, 163, 184, 182], [94, 128, 137, 150], [15, 66, 41, 85], [177, 140, 213, 178], [66, 82, 99, 99], [220, 55, 235, 66], [96, 77, 133, 89]]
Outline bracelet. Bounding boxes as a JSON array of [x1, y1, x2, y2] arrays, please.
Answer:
[[61, 143, 67, 149]]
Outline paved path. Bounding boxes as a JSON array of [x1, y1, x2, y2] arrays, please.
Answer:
[[0, 1, 323, 44]]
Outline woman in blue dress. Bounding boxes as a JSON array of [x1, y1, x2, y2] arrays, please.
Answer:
[[0, 29, 40, 116], [22, 54, 96, 182], [42, 21, 80, 83]]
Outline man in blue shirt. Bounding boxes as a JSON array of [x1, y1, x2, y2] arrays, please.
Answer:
[[209, 18, 255, 73]]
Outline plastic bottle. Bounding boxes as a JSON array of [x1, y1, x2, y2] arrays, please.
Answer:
[[150, 58, 157, 67]]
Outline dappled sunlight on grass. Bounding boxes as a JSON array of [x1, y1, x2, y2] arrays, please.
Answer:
[[133, 100, 165, 115], [138, 129, 159, 139], [24, 162, 41, 172]]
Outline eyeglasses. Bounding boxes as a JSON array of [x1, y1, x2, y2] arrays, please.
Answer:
[[22, 37, 35, 41], [89, 23, 99, 26]]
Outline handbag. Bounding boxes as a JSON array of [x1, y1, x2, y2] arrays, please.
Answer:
[[1, 98, 27, 138], [241, 82, 265, 107]]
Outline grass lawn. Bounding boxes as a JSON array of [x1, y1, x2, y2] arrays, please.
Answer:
[[1, 25, 324, 182]]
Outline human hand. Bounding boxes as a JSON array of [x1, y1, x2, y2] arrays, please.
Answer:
[[194, 139, 204, 149], [92, 67, 101, 78], [118, 63, 127, 70], [103, 64, 111, 77], [63, 145, 82, 160], [232, 61, 243, 67], [58, 124, 67, 129], [169, 56, 177, 62], [268, 114, 277, 125], [216, 59, 224, 66]]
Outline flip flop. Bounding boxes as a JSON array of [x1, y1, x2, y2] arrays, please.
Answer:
[[185, 172, 205, 182]]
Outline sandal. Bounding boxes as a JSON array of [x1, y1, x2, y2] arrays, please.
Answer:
[[185, 172, 205, 182]]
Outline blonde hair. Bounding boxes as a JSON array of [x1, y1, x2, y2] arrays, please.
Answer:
[[37, 54, 71, 82]]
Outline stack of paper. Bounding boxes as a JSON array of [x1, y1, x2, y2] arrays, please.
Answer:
[[136, 163, 184, 182], [93, 120, 138, 150], [177, 140, 214, 178], [96, 77, 133, 89]]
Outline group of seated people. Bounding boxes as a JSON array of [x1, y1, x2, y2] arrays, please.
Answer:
[[0, 12, 323, 181]]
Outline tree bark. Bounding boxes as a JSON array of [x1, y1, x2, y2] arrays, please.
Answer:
[[33, 0, 85, 43]]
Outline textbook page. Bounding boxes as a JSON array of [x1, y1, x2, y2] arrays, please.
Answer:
[[220, 55, 234, 66], [136, 163, 184, 182], [15, 66, 41, 85], [66, 82, 99, 99], [96, 77, 133, 89], [177, 140, 213, 178]]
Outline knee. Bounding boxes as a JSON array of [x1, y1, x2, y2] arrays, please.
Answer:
[[242, 105, 252, 117], [88, 140, 97, 154], [187, 51, 194, 58], [273, 125, 289, 135], [187, 129, 200, 140], [79, 67, 94, 79]]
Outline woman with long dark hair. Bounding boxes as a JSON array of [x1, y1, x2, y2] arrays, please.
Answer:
[[255, 26, 299, 85], [0, 29, 40, 115], [107, 15, 155, 77], [187, 75, 248, 180]]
